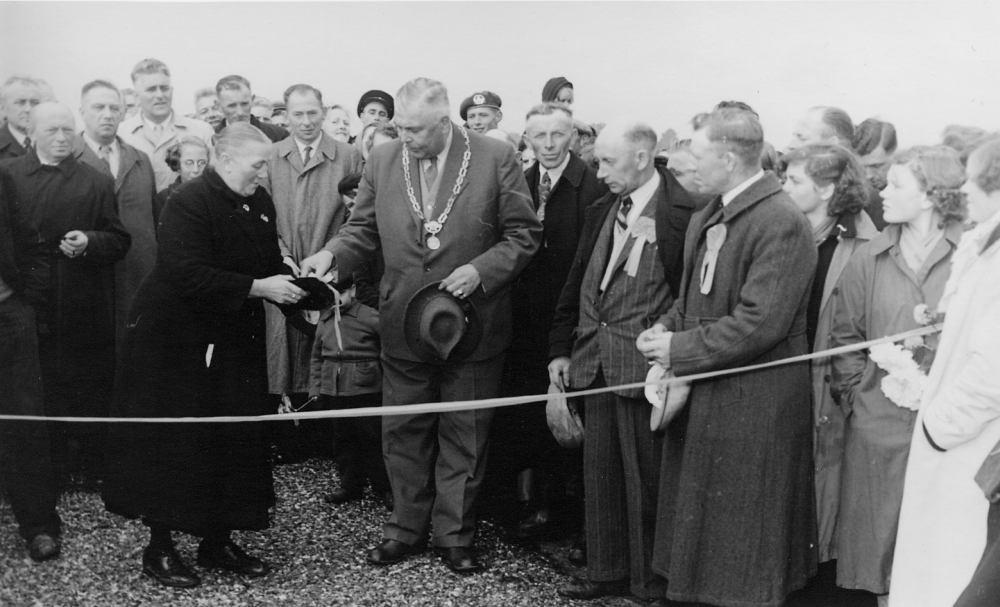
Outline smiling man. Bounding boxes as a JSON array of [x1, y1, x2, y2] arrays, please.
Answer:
[[118, 58, 215, 192], [214, 75, 288, 143], [460, 91, 502, 135], [193, 88, 223, 129], [2, 102, 130, 489], [73, 80, 157, 345], [0, 76, 42, 160]]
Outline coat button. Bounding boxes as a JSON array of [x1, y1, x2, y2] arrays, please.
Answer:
[[424, 266, 430, 273], [600, 322, 607, 327], [819, 415, 830, 424]]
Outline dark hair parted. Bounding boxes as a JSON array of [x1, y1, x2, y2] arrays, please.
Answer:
[[714, 100, 758, 118], [969, 139, 1000, 194], [696, 108, 764, 168], [891, 145, 967, 226], [853, 118, 897, 157], [783, 144, 869, 217], [81, 79, 119, 99], [164, 136, 211, 172]]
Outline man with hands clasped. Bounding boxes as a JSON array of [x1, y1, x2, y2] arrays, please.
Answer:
[[298, 77, 540, 574], [635, 108, 818, 607]]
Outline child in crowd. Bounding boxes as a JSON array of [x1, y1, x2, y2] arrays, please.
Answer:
[[308, 274, 391, 510]]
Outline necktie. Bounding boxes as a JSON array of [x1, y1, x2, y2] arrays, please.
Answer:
[[424, 156, 438, 216], [616, 195, 634, 232], [23, 136, 32, 151], [537, 172, 552, 221], [98, 145, 112, 174], [302, 145, 312, 166]]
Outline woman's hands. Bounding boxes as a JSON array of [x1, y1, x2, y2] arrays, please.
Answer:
[[250, 274, 306, 304]]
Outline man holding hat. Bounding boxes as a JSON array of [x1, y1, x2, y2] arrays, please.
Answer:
[[300, 77, 540, 574], [357, 89, 394, 127], [460, 91, 502, 136]]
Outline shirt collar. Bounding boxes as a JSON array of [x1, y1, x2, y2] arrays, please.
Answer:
[[295, 132, 322, 158], [722, 169, 765, 206], [539, 152, 571, 186], [142, 111, 173, 132], [7, 123, 28, 147], [82, 132, 118, 156]]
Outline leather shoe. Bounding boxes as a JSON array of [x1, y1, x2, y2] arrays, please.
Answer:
[[435, 546, 482, 574], [197, 540, 269, 577], [142, 546, 200, 588], [323, 487, 364, 504], [558, 578, 629, 600], [26, 533, 60, 562], [367, 539, 420, 566]]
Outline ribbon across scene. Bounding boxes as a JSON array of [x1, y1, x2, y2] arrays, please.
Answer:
[[0, 324, 941, 424]]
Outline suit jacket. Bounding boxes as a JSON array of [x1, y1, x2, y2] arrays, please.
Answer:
[[118, 112, 216, 192], [0, 164, 48, 310], [569, 175, 679, 398], [508, 152, 607, 372], [216, 114, 289, 144], [549, 165, 697, 360], [326, 123, 541, 363], [0, 124, 28, 161], [73, 136, 158, 342]]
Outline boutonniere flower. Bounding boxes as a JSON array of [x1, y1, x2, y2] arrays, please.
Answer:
[[912, 303, 942, 326], [261, 214, 269, 222], [869, 342, 926, 411], [632, 217, 657, 242], [242, 204, 250, 212], [700, 224, 727, 295]]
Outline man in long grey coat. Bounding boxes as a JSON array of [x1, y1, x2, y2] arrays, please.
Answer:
[[73, 79, 158, 343], [266, 83, 363, 400], [637, 108, 818, 607]]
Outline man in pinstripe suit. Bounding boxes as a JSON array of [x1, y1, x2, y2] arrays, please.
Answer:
[[550, 119, 696, 605]]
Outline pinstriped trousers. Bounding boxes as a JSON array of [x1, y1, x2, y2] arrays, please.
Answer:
[[584, 371, 667, 600]]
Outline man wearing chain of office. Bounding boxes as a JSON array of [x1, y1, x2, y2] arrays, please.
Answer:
[[300, 77, 541, 573]]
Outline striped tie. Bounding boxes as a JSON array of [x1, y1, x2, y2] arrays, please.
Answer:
[[616, 195, 633, 232], [537, 171, 551, 220]]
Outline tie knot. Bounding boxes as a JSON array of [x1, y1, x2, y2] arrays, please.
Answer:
[[621, 195, 633, 212], [425, 156, 438, 171], [541, 171, 551, 185]]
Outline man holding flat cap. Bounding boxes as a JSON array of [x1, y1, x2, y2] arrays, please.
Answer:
[[300, 77, 540, 573], [460, 91, 502, 135]]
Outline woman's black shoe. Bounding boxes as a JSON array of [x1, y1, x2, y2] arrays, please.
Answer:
[[142, 546, 201, 588], [196, 540, 269, 577]]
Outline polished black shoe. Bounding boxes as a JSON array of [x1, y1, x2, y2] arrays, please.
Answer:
[[558, 578, 629, 600], [366, 539, 420, 566], [142, 546, 200, 588], [26, 533, 60, 562], [323, 487, 364, 504], [568, 535, 587, 566], [435, 546, 482, 574], [196, 540, 269, 577]]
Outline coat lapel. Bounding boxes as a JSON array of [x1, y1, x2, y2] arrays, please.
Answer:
[[115, 138, 141, 192]]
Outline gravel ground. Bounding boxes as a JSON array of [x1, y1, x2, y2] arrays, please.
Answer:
[[0, 458, 637, 607]]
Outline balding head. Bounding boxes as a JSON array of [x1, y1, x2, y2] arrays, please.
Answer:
[[30, 102, 77, 164], [593, 118, 658, 195]]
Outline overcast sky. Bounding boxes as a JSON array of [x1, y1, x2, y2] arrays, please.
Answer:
[[2, 1, 998, 148]]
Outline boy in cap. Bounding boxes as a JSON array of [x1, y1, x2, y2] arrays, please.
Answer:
[[357, 90, 394, 127], [309, 273, 391, 509], [460, 91, 502, 135]]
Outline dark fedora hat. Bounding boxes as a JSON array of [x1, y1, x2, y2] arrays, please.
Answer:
[[278, 277, 336, 312], [404, 282, 483, 363]]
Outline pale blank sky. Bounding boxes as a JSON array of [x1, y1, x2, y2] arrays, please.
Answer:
[[1, 1, 998, 148]]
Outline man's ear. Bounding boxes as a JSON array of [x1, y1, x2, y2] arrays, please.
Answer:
[[724, 151, 740, 172], [635, 148, 651, 171], [496, 110, 503, 123]]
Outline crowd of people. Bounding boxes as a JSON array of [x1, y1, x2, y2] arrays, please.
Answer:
[[1, 57, 999, 607]]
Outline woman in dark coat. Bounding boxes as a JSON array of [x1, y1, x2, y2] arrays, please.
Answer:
[[103, 123, 306, 589]]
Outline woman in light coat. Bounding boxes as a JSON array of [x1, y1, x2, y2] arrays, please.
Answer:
[[829, 146, 966, 605], [782, 144, 879, 567], [890, 140, 1000, 607]]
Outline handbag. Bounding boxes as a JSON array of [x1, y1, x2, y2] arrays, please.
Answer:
[[545, 383, 584, 448]]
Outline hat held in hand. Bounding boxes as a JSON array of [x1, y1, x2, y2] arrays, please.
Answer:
[[404, 282, 482, 363]]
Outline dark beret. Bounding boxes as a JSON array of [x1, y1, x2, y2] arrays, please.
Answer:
[[459, 91, 502, 121]]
